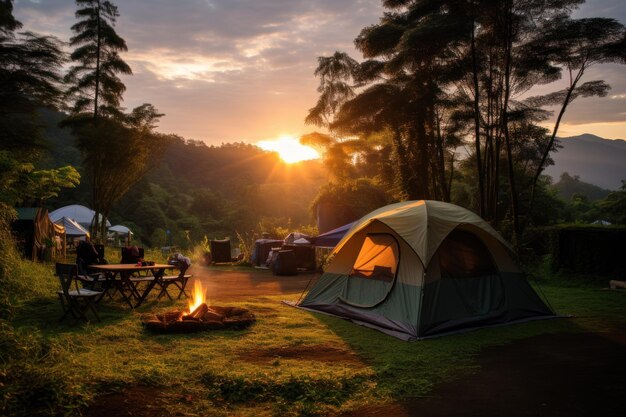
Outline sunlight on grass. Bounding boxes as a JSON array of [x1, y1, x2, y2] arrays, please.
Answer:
[[3, 260, 625, 416]]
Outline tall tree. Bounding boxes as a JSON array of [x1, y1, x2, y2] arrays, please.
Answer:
[[65, 1, 168, 240], [525, 16, 626, 221], [0, 0, 65, 158], [0, 0, 66, 208], [305, 0, 625, 247], [306, 2, 468, 201], [66, 104, 168, 238], [65, 0, 131, 119]]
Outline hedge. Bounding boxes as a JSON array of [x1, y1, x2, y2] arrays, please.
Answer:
[[548, 225, 626, 278]]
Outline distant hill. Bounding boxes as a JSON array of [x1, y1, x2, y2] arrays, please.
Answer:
[[552, 172, 611, 202], [37, 108, 326, 244], [544, 134, 626, 190]]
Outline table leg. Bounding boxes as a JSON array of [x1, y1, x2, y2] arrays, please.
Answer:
[[114, 271, 137, 309], [134, 268, 166, 308]]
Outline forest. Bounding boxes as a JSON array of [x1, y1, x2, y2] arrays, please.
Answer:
[[1, 1, 626, 417], [1, 0, 626, 253]]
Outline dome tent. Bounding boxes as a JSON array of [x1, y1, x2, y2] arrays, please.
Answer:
[[49, 204, 111, 230], [295, 201, 555, 340]]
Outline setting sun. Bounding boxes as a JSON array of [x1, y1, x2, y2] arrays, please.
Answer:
[[257, 135, 320, 163]]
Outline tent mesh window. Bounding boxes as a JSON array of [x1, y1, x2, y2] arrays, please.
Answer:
[[350, 234, 399, 282], [438, 229, 497, 278]]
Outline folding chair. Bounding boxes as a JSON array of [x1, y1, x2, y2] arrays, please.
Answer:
[[56, 263, 102, 322], [157, 262, 192, 300]]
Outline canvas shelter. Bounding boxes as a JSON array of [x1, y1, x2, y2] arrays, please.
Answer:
[[297, 201, 555, 340], [12, 208, 65, 261], [49, 204, 111, 230], [109, 225, 132, 236], [54, 216, 89, 237], [106, 225, 133, 246]]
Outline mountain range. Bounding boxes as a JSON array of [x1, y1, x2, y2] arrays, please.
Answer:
[[545, 134, 626, 190]]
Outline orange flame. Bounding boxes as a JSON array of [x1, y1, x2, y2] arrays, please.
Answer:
[[187, 280, 207, 313]]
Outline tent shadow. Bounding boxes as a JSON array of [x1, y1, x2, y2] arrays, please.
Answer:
[[307, 310, 605, 411], [11, 295, 129, 334], [318, 314, 626, 417]]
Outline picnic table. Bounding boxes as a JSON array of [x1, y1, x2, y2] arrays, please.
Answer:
[[88, 263, 177, 308]]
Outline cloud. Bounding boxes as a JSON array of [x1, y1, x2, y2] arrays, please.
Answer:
[[12, 0, 386, 143], [12, 0, 626, 143]]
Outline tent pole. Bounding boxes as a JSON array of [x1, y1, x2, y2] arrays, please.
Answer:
[[416, 270, 426, 339]]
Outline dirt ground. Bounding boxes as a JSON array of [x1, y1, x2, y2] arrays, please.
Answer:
[[189, 265, 320, 301], [341, 331, 626, 417], [89, 268, 626, 416]]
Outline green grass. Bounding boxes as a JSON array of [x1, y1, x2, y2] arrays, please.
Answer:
[[1, 260, 625, 417]]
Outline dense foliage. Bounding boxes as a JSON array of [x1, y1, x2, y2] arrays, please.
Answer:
[[304, 0, 626, 246], [41, 116, 325, 246]]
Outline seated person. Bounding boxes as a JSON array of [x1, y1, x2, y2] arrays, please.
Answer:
[[121, 245, 143, 264], [76, 236, 101, 275]]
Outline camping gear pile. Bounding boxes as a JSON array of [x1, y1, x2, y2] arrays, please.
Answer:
[[252, 233, 317, 275]]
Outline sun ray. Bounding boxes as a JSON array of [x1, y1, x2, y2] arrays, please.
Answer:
[[257, 135, 320, 164]]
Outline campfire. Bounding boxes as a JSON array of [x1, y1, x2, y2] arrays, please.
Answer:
[[142, 280, 255, 333]]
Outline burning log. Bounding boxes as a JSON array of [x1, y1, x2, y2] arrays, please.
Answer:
[[142, 304, 255, 334], [203, 309, 224, 322], [187, 303, 209, 320]]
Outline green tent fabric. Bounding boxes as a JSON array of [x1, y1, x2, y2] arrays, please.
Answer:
[[297, 201, 555, 340]]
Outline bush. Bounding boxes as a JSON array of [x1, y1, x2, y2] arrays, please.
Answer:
[[548, 225, 626, 279]]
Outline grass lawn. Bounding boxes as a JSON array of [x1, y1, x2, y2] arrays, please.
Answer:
[[1, 261, 625, 417]]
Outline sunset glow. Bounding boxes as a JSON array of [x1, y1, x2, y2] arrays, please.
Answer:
[[257, 135, 320, 163]]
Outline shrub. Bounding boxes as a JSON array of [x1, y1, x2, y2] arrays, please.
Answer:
[[549, 225, 626, 279]]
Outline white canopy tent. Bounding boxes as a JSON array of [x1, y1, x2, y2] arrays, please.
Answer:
[[49, 204, 111, 230], [108, 224, 133, 246], [53, 216, 89, 237], [108, 225, 132, 236]]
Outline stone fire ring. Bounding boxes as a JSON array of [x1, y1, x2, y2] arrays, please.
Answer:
[[142, 306, 256, 334]]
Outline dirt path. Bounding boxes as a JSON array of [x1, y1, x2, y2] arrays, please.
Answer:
[[341, 331, 626, 417], [189, 265, 319, 301]]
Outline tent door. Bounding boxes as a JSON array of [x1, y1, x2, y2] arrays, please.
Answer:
[[339, 233, 400, 309]]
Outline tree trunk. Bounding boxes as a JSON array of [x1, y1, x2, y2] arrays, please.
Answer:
[[527, 68, 584, 226], [502, 0, 520, 247], [94, 0, 101, 119], [470, 8, 485, 217]]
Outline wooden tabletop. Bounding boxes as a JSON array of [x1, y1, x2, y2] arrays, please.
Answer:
[[88, 263, 176, 271]]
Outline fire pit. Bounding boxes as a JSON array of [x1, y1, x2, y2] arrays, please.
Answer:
[[142, 281, 255, 334]]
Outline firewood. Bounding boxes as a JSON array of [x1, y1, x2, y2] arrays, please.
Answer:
[[189, 303, 209, 319], [202, 310, 224, 322]]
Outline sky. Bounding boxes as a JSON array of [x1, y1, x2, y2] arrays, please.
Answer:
[[13, 0, 626, 145]]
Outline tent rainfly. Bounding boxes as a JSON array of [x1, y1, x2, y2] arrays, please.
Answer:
[[310, 221, 355, 248], [295, 200, 555, 340]]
